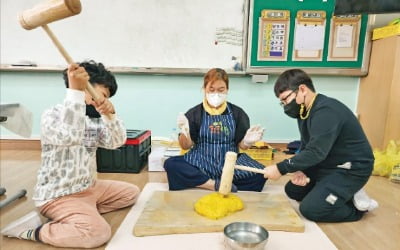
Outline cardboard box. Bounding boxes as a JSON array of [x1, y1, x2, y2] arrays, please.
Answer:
[[372, 23, 400, 40], [148, 147, 168, 171]]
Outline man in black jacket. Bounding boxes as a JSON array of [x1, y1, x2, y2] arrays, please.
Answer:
[[263, 69, 378, 222]]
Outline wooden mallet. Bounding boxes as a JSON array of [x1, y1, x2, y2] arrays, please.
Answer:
[[19, 0, 110, 118], [219, 152, 238, 195], [219, 151, 268, 195], [219, 151, 310, 195]]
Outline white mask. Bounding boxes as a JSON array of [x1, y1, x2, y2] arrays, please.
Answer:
[[206, 93, 227, 107]]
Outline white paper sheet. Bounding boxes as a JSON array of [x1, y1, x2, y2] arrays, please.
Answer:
[[294, 24, 325, 51], [336, 25, 354, 48]]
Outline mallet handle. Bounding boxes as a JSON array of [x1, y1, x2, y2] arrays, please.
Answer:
[[236, 165, 311, 183], [0, 189, 27, 209], [41, 24, 112, 119], [235, 165, 266, 174], [41, 24, 74, 64]]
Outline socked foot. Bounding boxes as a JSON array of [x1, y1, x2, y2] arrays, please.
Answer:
[[353, 189, 379, 212]]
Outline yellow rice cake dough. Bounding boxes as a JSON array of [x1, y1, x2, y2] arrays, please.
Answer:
[[194, 192, 244, 219]]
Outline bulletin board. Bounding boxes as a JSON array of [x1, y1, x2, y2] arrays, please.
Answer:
[[0, 0, 247, 74], [247, 0, 372, 76]]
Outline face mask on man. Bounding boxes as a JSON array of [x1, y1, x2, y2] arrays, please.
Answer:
[[284, 99, 301, 119], [206, 93, 227, 108], [86, 105, 101, 118]]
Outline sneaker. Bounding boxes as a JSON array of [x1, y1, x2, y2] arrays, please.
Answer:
[[353, 189, 379, 212], [214, 179, 238, 193], [1, 211, 43, 239]]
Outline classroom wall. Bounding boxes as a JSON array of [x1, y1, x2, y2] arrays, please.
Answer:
[[0, 71, 359, 142]]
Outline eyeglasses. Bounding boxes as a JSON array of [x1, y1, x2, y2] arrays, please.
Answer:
[[279, 89, 298, 107]]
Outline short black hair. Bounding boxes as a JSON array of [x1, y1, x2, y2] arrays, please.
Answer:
[[63, 60, 117, 97], [274, 69, 315, 97]]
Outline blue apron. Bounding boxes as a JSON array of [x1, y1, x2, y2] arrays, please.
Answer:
[[184, 105, 264, 180]]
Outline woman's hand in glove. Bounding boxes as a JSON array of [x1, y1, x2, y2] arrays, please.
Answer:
[[177, 112, 189, 137], [242, 125, 264, 147]]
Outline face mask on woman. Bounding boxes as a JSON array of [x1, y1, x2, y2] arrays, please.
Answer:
[[206, 93, 227, 107], [284, 99, 301, 118]]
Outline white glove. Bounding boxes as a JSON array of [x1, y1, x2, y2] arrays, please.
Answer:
[[177, 112, 190, 137], [243, 125, 264, 147]]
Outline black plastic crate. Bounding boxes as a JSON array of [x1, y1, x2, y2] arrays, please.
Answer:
[[96, 130, 151, 173]]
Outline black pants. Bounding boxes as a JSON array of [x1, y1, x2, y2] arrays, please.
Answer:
[[164, 156, 266, 192], [285, 168, 369, 222]]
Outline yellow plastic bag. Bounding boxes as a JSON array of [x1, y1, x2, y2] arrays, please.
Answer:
[[372, 140, 400, 178]]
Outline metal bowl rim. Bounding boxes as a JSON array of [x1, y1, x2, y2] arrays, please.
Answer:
[[224, 222, 269, 244]]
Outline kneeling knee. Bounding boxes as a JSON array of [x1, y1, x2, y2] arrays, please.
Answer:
[[82, 221, 112, 248], [299, 202, 328, 222], [96, 223, 112, 246], [285, 183, 304, 201], [163, 158, 176, 172], [125, 185, 140, 206]]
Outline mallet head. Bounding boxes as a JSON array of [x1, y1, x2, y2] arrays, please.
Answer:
[[19, 0, 82, 30], [219, 151, 238, 196]]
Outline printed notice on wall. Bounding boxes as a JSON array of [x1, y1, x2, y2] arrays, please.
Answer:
[[335, 25, 353, 48], [257, 9, 290, 61], [328, 15, 361, 61], [294, 25, 325, 51], [292, 10, 326, 61]]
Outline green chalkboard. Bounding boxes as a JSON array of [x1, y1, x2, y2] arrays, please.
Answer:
[[246, 0, 371, 75]]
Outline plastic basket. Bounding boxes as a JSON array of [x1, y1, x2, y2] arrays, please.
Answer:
[[240, 145, 273, 161]]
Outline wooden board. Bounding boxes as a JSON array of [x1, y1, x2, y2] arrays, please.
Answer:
[[133, 190, 305, 236]]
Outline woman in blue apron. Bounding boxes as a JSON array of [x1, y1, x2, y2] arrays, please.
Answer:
[[164, 68, 267, 192]]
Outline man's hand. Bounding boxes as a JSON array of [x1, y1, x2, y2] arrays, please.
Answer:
[[263, 164, 282, 180], [87, 98, 115, 116], [68, 63, 89, 91], [96, 99, 115, 115], [290, 171, 309, 186]]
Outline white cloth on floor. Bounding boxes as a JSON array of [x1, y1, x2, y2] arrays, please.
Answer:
[[106, 183, 337, 250]]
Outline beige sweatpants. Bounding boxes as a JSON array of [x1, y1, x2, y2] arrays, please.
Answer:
[[38, 179, 140, 248]]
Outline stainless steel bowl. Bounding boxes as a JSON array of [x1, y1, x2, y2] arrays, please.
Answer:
[[224, 222, 269, 250]]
